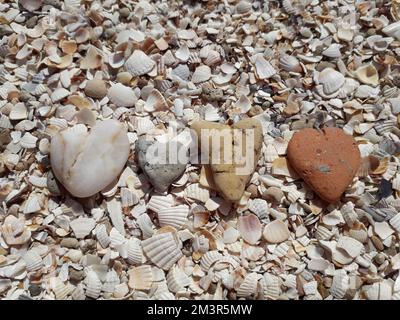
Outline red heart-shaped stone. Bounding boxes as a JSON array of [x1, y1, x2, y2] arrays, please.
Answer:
[[287, 127, 361, 203]]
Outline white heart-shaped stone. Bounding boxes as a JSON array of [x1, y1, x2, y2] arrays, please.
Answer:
[[50, 119, 130, 198]]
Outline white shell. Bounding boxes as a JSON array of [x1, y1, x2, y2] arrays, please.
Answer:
[[109, 227, 126, 247], [236, 273, 261, 298], [128, 265, 153, 290], [254, 55, 276, 79], [9, 103, 27, 120], [322, 44, 342, 58], [389, 213, 400, 233], [279, 54, 302, 72], [124, 50, 155, 76], [144, 89, 168, 112], [330, 270, 349, 299], [340, 202, 358, 227], [147, 194, 174, 213], [248, 198, 269, 219], [192, 65, 211, 84], [237, 214, 262, 245], [23, 194, 42, 214], [71, 284, 86, 300], [185, 183, 210, 203], [200, 251, 223, 271], [142, 232, 182, 270], [107, 198, 125, 236], [136, 117, 155, 136], [318, 68, 345, 95], [260, 273, 281, 300], [236, 1, 252, 14], [20, 132, 38, 149], [51, 88, 70, 103], [166, 266, 191, 293], [204, 50, 221, 66], [157, 205, 189, 229], [127, 237, 143, 265], [23, 250, 43, 272], [95, 224, 110, 248], [263, 220, 290, 243], [50, 277, 71, 300], [382, 21, 400, 40], [107, 83, 137, 108], [70, 217, 96, 239], [337, 236, 363, 258], [102, 270, 120, 293], [175, 44, 190, 62], [85, 270, 102, 299]]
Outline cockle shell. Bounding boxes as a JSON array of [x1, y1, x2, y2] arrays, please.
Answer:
[[260, 273, 281, 300], [70, 217, 96, 239], [144, 89, 168, 112], [157, 205, 189, 229], [279, 54, 302, 73], [84, 270, 102, 299], [95, 224, 110, 248], [124, 50, 155, 76], [200, 250, 223, 271], [254, 55, 276, 79], [263, 220, 290, 243], [192, 65, 211, 84], [166, 266, 191, 293], [128, 265, 153, 290], [107, 83, 137, 108], [330, 270, 349, 299], [318, 68, 345, 95], [9, 103, 27, 120], [50, 277, 72, 300], [142, 232, 182, 270], [127, 237, 143, 265], [236, 273, 261, 298], [50, 120, 130, 198], [237, 214, 262, 245], [23, 250, 43, 272]]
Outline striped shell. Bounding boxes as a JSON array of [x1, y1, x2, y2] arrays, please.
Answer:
[[127, 237, 143, 265], [124, 50, 155, 76], [23, 250, 43, 272], [236, 273, 261, 298], [84, 270, 102, 299], [95, 224, 110, 248], [166, 266, 191, 293], [200, 250, 223, 271], [157, 205, 189, 229]]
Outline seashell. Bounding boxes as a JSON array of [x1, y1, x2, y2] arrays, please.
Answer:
[[337, 236, 363, 258], [142, 232, 182, 270], [71, 284, 86, 300], [128, 265, 153, 290], [200, 250, 223, 271], [279, 54, 302, 73], [147, 194, 174, 213], [20, 132, 38, 149], [318, 68, 345, 95], [1, 216, 31, 245], [121, 188, 139, 208], [340, 202, 358, 227], [107, 198, 125, 236], [223, 227, 239, 244], [337, 26, 354, 42], [166, 266, 191, 293], [237, 273, 260, 298], [260, 273, 281, 300], [50, 277, 71, 300], [95, 224, 110, 248], [107, 83, 137, 108], [374, 120, 397, 135], [80, 47, 103, 69], [355, 85, 379, 99], [389, 213, 400, 233], [382, 21, 400, 40], [237, 214, 262, 245], [192, 65, 211, 84], [16, 44, 33, 60], [28, 175, 47, 188], [70, 217, 96, 239], [254, 55, 276, 79], [51, 88, 70, 103], [330, 270, 349, 299], [355, 64, 379, 86], [9, 103, 27, 120], [175, 44, 190, 62], [259, 174, 284, 188], [382, 161, 398, 181], [234, 95, 251, 113], [263, 220, 290, 243], [102, 270, 120, 293], [136, 117, 155, 135], [85, 270, 102, 299], [248, 198, 269, 219], [171, 64, 190, 81], [236, 1, 252, 14], [185, 183, 210, 203], [144, 89, 168, 112], [23, 193, 42, 214], [157, 205, 189, 229], [127, 237, 143, 265], [204, 50, 221, 66], [315, 225, 334, 240], [322, 44, 342, 58], [241, 243, 264, 261], [124, 50, 155, 76], [23, 250, 43, 272], [20, 0, 42, 11], [109, 227, 126, 247], [188, 51, 201, 64]]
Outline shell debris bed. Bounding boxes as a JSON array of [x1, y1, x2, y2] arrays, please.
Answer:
[[1, 0, 400, 301]]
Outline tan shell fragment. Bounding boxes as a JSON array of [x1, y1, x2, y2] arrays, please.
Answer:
[[263, 220, 290, 243], [236, 273, 261, 298], [355, 64, 379, 86], [128, 265, 153, 290]]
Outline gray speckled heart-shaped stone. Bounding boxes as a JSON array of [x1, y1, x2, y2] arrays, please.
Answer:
[[136, 138, 188, 192]]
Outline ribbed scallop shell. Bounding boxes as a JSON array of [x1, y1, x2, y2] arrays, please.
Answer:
[[9, 103, 27, 120], [71, 283, 86, 300], [279, 54, 302, 72], [142, 232, 182, 270], [185, 183, 210, 203], [109, 227, 126, 248], [166, 266, 191, 293], [330, 270, 349, 299], [236, 273, 260, 298], [127, 237, 143, 265], [200, 250, 222, 271], [171, 64, 190, 81], [50, 277, 71, 300], [260, 273, 281, 300], [248, 199, 268, 219], [254, 55, 276, 79], [124, 50, 155, 76], [23, 250, 43, 272], [28, 175, 48, 188], [389, 213, 400, 233], [147, 195, 174, 213], [192, 65, 211, 84], [341, 202, 358, 227], [121, 188, 138, 208], [144, 89, 168, 112], [51, 88, 70, 103], [175, 44, 190, 62], [85, 270, 102, 299], [128, 265, 153, 290], [374, 120, 397, 135], [204, 50, 221, 66], [157, 205, 189, 229], [382, 161, 398, 180], [102, 270, 120, 293], [107, 83, 137, 108], [136, 117, 155, 136], [315, 225, 334, 240], [318, 68, 345, 95], [95, 224, 110, 248], [20, 132, 38, 149]]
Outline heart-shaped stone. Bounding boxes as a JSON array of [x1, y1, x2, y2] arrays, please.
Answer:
[[136, 138, 188, 192], [191, 118, 263, 201], [287, 127, 361, 203], [50, 119, 130, 198]]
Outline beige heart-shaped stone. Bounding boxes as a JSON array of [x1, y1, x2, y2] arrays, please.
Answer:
[[191, 118, 263, 201]]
